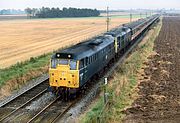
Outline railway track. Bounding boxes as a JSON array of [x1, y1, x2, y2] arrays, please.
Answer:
[[0, 93, 76, 123], [0, 33, 157, 123], [27, 96, 76, 123], [0, 76, 76, 123], [0, 18, 159, 122], [0, 79, 49, 122]]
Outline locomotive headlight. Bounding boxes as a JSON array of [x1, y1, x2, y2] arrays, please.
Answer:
[[68, 55, 71, 58], [57, 54, 60, 57]]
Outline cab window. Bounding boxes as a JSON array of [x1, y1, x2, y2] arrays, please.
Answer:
[[59, 59, 68, 65], [51, 59, 57, 68], [70, 60, 77, 70]]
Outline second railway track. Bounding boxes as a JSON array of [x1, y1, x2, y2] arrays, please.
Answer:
[[0, 79, 49, 122], [27, 96, 76, 123], [0, 78, 76, 123]]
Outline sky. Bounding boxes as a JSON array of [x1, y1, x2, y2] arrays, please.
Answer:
[[0, 0, 180, 10]]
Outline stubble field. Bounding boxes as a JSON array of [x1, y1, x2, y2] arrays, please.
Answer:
[[0, 17, 136, 68]]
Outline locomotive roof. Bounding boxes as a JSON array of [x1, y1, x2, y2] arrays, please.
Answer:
[[106, 17, 148, 37], [105, 26, 131, 37], [125, 18, 146, 29], [125, 15, 159, 29], [53, 35, 114, 60], [52, 14, 159, 61]]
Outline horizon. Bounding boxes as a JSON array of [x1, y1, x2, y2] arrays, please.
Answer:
[[0, 8, 180, 11], [0, 0, 180, 10]]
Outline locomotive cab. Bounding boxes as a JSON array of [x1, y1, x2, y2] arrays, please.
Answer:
[[49, 53, 79, 89]]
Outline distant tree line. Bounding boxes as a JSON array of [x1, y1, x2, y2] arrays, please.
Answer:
[[25, 7, 100, 18], [0, 9, 25, 15]]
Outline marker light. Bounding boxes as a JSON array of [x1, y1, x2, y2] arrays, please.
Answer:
[[57, 54, 60, 57]]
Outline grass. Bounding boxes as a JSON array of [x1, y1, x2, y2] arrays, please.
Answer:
[[0, 44, 73, 98], [0, 52, 53, 98], [0, 53, 51, 88], [82, 98, 105, 122], [110, 14, 148, 19], [29, 14, 145, 20], [80, 19, 162, 123]]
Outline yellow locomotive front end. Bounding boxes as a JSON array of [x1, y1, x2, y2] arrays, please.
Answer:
[[49, 54, 79, 89]]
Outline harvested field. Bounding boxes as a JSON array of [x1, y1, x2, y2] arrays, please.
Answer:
[[123, 17, 180, 122], [100, 12, 131, 16], [0, 17, 136, 68], [0, 15, 27, 21]]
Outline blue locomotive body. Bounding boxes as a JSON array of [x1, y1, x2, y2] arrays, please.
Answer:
[[49, 15, 160, 95]]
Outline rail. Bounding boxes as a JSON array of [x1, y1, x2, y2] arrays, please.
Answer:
[[0, 89, 48, 122], [0, 75, 48, 108]]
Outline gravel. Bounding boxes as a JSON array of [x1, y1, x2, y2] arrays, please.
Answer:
[[26, 92, 55, 111], [60, 82, 101, 123], [0, 74, 49, 107]]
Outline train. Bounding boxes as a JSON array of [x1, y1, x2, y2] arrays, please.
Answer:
[[48, 14, 160, 99]]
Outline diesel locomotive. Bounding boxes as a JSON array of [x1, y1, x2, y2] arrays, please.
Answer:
[[48, 14, 160, 98]]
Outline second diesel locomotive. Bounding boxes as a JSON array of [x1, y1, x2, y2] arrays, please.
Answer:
[[48, 15, 160, 98]]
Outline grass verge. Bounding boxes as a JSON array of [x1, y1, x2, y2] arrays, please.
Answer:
[[0, 53, 52, 98], [80, 19, 162, 123]]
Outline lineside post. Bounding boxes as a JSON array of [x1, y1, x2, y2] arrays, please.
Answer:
[[104, 77, 108, 104]]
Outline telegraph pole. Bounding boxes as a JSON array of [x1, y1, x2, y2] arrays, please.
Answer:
[[130, 13, 132, 22], [130, 9, 132, 22], [106, 6, 110, 32]]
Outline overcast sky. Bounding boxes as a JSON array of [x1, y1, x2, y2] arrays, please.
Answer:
[[0, 0, 180, 10]]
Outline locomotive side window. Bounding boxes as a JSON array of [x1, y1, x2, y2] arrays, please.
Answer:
[[69, 60, 77, 70], [89, 57, 91, 64], [86, 57, 89, 65], [117, 36, 121, 48], [117, 36, 120, 42], [93, 55, 95, 61], [95, 54, 97, 60], [79, 59, 84, 69]]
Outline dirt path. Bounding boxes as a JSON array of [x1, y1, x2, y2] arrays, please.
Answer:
[[123, 17, 180, 122]]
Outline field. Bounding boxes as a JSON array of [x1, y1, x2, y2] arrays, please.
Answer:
[[0, 15, 27, 21], [123, 17, 180, 122], [0, 16, 138, 68]]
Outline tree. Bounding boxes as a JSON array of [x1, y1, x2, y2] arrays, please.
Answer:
[[25, 8, 32, 18], [28, 7, 100, 18], [32, 8, 38, 17]]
